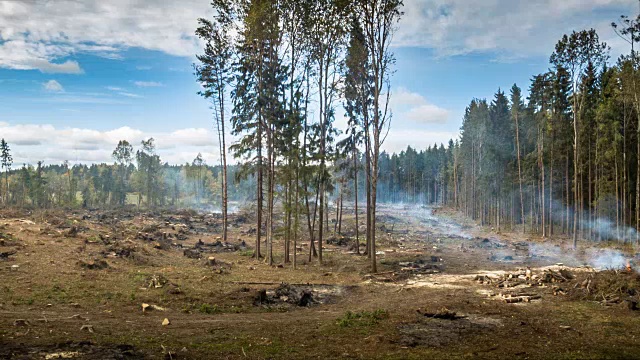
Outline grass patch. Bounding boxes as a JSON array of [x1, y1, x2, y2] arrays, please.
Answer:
[[237, 250, 254, 257], [199, 303, 222, 314], [337, 309, 388, 328]]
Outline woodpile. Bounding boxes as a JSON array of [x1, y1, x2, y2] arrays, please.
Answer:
[[474, 268, 575, 288]]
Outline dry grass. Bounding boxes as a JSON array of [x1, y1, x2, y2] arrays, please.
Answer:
[[1, 206, 640, 359]]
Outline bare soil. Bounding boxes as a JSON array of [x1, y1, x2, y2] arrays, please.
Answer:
[[1, 205, 640, 359]]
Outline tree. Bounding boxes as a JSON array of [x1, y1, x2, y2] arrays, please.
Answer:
[[550, 29, 609, 248], [510, 85, 526, 232], [613, 10, 640, 242], [354, 0, 403, 272], [343, 17, 369, 255], [195, 0, 236, 242], [136, 138, 163, 207], [0, 139, 12, 206], [112, 140, 134, 206]]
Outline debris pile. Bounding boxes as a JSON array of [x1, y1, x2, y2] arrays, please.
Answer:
[[398, 259, 441, 275], [326, 236, 352, 247], [474, 267, 576, 289], [568, 269, 640, 308], [253, 283, 345, 307], [472, 238, 506, 249]]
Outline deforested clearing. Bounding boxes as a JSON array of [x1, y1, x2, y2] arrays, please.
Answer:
[[3, 0, 640, 359]]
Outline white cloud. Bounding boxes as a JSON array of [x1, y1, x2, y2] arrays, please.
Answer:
[[390, 87, 450, 125], [0, 122, 219, 165], [134, 81, 164, 87], [118, 92, 143, 98], [106, 86, 125, 91], [43, 80, 64, 92], [405, 104, 450, 124], [395, 0, 635, 59], [29, 60, 84, 74], [0, 0, 211, 71]]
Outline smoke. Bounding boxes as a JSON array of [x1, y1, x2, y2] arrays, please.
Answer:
[[585, 248, 628, 270], [409, 205, 473, 239], [527, 242, 582, 267]]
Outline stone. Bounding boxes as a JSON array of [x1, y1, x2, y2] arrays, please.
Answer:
[[162, 318, 170, 326]]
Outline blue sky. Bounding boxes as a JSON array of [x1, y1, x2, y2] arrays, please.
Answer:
[[0, 0, 637, 165]]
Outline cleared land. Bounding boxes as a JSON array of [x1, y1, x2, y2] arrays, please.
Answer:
[[1, 205, 640, 359]]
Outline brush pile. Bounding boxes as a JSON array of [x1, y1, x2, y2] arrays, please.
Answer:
[[567, 269, 640, 309]]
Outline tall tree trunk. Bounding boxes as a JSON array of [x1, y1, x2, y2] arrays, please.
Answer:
[[514, 111, 526, 232], [354, 145, 360, 255]]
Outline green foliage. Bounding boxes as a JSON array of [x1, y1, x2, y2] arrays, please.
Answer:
[[337, 309, 388, 327]]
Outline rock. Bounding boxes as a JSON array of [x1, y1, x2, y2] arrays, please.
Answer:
[[13, 319, 29, 327], [142, 303, 150, 312], [162, 318, 171, 326], [10, 265, 19, 271], [80, 324, 94, 333]]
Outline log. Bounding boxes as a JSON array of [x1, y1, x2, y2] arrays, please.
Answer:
[[504, 297, 523, 303]]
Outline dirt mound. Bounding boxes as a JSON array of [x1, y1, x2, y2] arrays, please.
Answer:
[[398, 312, 499, 347]]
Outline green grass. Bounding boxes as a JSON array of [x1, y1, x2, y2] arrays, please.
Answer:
[[336, 309, 388, 328]]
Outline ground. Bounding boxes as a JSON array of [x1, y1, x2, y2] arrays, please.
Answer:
[[1, 205, 640, 359]]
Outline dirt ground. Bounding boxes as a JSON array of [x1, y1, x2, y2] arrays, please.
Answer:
[[1, 205, 640, 359]]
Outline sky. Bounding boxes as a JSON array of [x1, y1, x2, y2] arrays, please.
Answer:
[[0, 0, 638, 166]]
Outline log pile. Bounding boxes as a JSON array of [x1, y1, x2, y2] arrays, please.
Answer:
[[474, 268, 575, 288], [474, 267, 579, 303]]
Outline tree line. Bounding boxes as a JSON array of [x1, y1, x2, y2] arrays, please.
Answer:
[[0, 138, 253, 210]]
